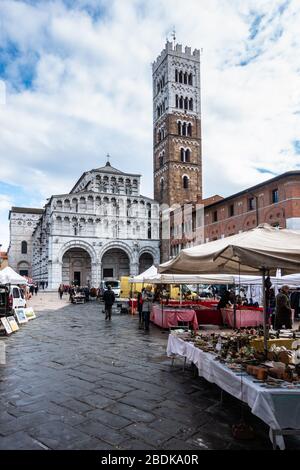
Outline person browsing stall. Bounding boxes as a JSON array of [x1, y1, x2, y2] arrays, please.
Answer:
[[275, 285, 292, 330], [142, 285, 154, 332]]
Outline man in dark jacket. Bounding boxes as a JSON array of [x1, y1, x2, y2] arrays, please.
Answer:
[[103, 285, 115, 321], [275, 285, 292, 330]]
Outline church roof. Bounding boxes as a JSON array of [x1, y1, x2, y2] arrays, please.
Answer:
[[93, 161, 124, 174], [92, 161, 140, 177], [69, 161, 141, 194]]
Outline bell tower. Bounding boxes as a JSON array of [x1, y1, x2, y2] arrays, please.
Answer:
[[152, 41, 202, 207]]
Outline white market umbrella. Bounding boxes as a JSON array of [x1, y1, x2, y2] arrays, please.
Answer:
[[159, 224, 300, 276], [159, 224, 300, 354], [0, 266, 28, 285], [129, 265, 158, 283]]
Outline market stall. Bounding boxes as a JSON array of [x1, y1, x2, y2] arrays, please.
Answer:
[[0, 267, 28, 285], [194, 304, 223, 326], [221, 306, 265, 328], [160, 223, 300, 353], [167, 331, 300, 449], [151, 304, 198, 330]]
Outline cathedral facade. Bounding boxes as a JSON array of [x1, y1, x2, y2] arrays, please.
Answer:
[[8, 162, 160, 288]]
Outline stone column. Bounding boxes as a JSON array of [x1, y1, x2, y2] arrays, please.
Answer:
[[49, 260, 62, 290], [91, 261, 101, 287]]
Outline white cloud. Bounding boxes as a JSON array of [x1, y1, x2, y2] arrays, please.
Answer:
[[0, 0, 300, 250]]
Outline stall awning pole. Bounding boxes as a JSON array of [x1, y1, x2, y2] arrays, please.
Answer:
[[262, 268, 268, 357]]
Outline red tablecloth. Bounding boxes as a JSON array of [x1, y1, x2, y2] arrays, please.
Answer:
[[161, 299, 219, 307], [221, 307, 265, 328], [151, 305, 198, 330], [129, 299, 137, 313], [194, 306, 223, 326]]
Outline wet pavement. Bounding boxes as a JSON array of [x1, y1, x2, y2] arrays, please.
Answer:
[[0, 293, 299, 450]]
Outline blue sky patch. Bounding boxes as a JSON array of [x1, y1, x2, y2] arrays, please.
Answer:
[[248, 13, 265, 40], [293, 140, 300, 154], [256, 168, 276, 175]]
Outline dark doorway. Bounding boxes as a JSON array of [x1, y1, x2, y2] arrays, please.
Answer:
[[19, 270, 29, 276], [74, 271, 81, 286], [103, 268, 114, 278]]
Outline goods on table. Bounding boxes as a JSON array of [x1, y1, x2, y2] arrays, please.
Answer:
[[171, 327, 300, 384]]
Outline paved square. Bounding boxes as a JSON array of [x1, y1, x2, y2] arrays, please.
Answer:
[[0, 293, 299, 450]]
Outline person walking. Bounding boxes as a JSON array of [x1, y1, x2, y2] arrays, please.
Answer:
[[275, 285, 292, 330], [34, 284, 38, 295], [58, 284, 64, 299], [142, 285, 153, 332], [29, 284, 34, 297], [103, 285, 115, 321], [137, 289, 144, 328]]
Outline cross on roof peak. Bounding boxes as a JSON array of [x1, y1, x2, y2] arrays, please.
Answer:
[[106, 154, 111, 167]]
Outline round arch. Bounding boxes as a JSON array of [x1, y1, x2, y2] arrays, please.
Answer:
[[138, 252, 154, 274], [98, 241, 134, 264], [58, 240, 97, 264]]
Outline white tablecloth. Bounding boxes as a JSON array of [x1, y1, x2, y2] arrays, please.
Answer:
[[167, 334, 300, 450]]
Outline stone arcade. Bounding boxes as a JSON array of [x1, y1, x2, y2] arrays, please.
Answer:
[[8, 161, 160, 288]]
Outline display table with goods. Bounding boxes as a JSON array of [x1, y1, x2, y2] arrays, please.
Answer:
[[72, 294, 85, 304], [151, 304, 199, 330], [167, 329, 300, 449], [221, 306, 265, 328], [193, 304, 223, 326]]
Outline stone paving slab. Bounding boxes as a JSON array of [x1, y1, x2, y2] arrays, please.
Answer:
[[0, 295, 300, 450]]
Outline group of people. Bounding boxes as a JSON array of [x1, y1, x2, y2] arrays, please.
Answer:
[[57, 284, 100, 303], [22, 283, 39, 300], [101, 284, 154, 331], [137, 286, 153, 331], [217, 284, 298, 330]]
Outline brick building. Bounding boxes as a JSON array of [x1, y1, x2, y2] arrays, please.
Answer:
[[169, 171, 300, 257]]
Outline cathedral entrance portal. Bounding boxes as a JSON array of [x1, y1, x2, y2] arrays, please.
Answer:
[[101, 248, 130, 280], [62, 248, 91, 286]]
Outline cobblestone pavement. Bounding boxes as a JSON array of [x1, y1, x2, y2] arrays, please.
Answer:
[[0, 293, 299, 450]]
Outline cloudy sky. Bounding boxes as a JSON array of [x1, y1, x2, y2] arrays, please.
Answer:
[[0, 0, 300, 249]]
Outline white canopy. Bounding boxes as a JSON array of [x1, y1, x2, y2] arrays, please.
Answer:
[[130, 266, 266, 286], [0, 266, 28, 285], [159, 224, 300, 276], [129, 265, 158, 283]]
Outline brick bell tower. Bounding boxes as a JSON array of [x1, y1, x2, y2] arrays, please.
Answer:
[[152, 41, 202, 208]]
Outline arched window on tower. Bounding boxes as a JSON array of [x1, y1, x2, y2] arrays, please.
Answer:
[[183, 176, 189, 189], [185, 149, 191, 162], [184, 97, 188, 111], [21, 241, 27, 254], [180, 148, 185, 162], [182, 122, 187, 136], [188, 73, 193, 85], [175, 69, 178, 82], [177, 121, 182, 135], [189, 98, 193, 111], [179, 96, 183, 109], [159, 153, 164, 168], [187, 123, 192, 137], [160, 178, 164, 198], [148, 222, 152, 239], [184, 72, 188, 84], [175, 95, 179, 108], [179, 71, 183, 83]]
